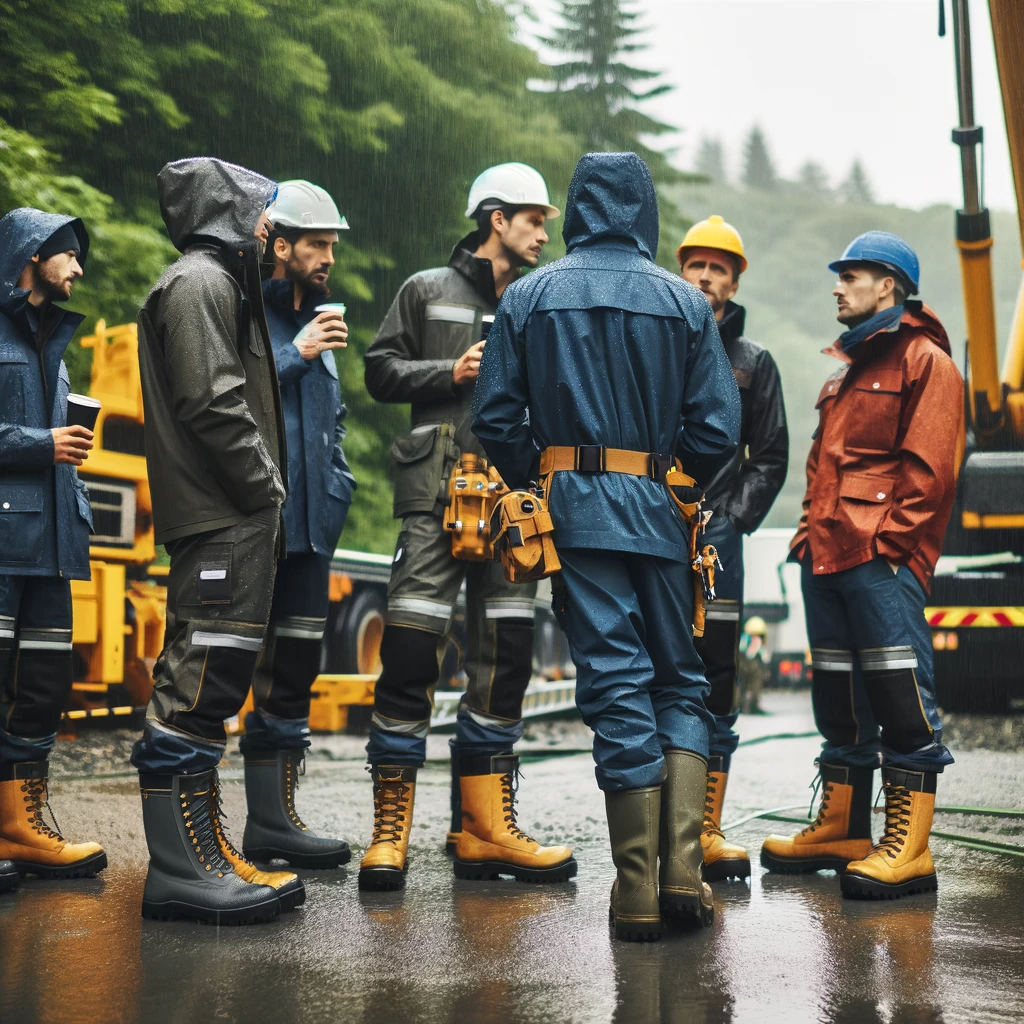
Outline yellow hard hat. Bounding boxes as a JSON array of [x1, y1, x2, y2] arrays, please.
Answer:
[[744, 615, 768, 636], [676, 214, 747, 273]]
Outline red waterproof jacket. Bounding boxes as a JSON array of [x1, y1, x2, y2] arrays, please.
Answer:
[[790, 302, 964, 592]]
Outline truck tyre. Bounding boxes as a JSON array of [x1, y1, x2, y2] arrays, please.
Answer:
[[327, 588, 386, 675]]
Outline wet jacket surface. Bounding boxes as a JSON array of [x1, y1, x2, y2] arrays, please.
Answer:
[[472, 152, 740, 563], [364, 233, 499, 518], [138, 158, 286, 545], [262, 279, 354, 554], [0, 209, 93, 578], [791, 301, 963, 591], [703, 301, 788, 533]]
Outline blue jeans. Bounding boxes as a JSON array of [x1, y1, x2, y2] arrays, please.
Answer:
[[802, 557, 953, 772], [556, 550, 713, 792], [693, 515, 743, 770]]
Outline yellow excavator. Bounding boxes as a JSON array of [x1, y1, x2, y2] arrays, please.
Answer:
[[926, 0, 1024, 712]]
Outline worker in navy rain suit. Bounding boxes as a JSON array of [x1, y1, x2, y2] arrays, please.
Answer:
[[0, 208, 106, 888], [238, 180, 355, 870], [473, 152, 740, 941]]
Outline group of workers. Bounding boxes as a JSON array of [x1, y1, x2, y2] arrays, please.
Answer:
[[0, 147, 962, 940]]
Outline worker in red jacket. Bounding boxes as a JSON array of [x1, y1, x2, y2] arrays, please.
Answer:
[[761, 231, 963, 901]]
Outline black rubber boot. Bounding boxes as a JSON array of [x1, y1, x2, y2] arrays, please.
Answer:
[[0, 859, 18, 893], [139, 770, 281, 925], [241, 749, 351, 868]]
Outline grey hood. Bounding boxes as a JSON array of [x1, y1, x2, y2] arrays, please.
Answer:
[[157, 157, 276, 253], [0, 208, 89, 315]]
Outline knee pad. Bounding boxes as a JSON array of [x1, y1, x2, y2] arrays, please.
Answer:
[[694, 619, 740, 716], [860, 647, 934, 753], [810, 649, 859, 747], [374, 624, 441, 723]]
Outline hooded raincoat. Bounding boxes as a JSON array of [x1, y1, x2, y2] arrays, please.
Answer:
[[137, 158, 286, 545], [0, 209, 93, 578]]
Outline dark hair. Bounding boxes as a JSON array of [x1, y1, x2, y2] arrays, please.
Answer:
[[474, 203, 526, 244]]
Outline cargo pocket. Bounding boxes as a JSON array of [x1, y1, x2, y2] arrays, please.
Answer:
[[0, 480, 46, 565], [391, 424, 458, 518], [845, 370, 902, 451], [197, 549, 233, 606], [837, 472, 896, 536]]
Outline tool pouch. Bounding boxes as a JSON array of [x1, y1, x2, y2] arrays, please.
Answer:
[[444, 454, 508, 561], [664, 466, 717, 637], [489, 489, 561, 584]]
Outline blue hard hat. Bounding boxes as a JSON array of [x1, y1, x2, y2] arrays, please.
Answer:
[[828, 230, 920, 295]]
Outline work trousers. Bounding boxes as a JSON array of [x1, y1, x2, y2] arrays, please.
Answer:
[[366, 513, 536, 767], [0, 575, 73, 763], [241, 551, 331, 755], [802, 556, 953, 773], [692, 514, 743, 771], [131, 508, 279, 775], [556, 549, 713, 793]]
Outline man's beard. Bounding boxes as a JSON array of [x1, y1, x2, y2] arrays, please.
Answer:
[[35, 266, 73, 302], [290, 261, 330, 295]]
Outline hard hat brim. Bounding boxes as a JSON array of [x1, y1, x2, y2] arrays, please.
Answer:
[[827, 258, 918, 295], [465, 202, 560, 220]]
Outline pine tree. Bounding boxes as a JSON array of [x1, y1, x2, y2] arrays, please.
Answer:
[[694, 137, 727, 184], [797, 160, 832, 199], [839, 160, 875, 204], [741, 126, 776, 191]]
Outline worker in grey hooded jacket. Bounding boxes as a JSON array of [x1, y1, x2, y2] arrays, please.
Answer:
[[130, 157, 298, 926]]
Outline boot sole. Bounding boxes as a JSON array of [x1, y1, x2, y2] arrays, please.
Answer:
[[245, 845, 352, 869], [141, 894, 281, 925], [660, 890, 714, 930], [841, 872, 938, 901], [0, 866, 19, 893], [760, 849, 853, 875], [358, 866, 406, 891], [608, 906, 662, 942], [11, 850, 108, 880], [703, 856, 751, 882], [452, 856, 578, 884], [277, 882, 306, 911]]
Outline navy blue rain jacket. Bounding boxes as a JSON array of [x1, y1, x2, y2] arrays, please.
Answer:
[[262, 279, 355, 555], [0, 208, 93, 578], [472, 152, 740, 563]]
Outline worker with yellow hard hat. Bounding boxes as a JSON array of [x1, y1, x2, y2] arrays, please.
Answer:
[[676, 215, 789, 885]]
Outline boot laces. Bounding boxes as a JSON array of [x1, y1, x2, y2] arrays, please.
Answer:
[[370, 776, 410, 846], [210, 779, 252, 870], [802, 772, 833, 835], [21, 779, 63, 842], [284, 755, 308, 831], [181, 784, 232, 875], [500, 768, 532, 843], [703, 775, 724, 838], [874, 782, 913, 859]]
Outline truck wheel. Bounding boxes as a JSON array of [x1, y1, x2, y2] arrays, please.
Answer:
[[329, 588, 386, 676]]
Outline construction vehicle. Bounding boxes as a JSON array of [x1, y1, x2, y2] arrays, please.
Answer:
[[926, 1, 1024, 712]]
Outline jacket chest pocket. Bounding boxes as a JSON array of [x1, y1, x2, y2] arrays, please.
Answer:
[[423, 304, 478, 360], [844, 370, 903, 451], [0, 357, 30, 424]]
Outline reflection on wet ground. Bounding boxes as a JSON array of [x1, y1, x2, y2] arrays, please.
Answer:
[[1, 695, 1021, 1024]]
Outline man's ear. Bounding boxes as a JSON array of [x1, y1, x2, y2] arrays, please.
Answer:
[[273, 236, 291, 261], [30, 254, 40, 264]]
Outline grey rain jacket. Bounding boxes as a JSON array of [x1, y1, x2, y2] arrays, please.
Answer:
[[472, 152, 740, 563], [138, 158, 286, 545], [703, 301, 788, 533], [0, 209, 93, 578], [365, 232, 501, 518]]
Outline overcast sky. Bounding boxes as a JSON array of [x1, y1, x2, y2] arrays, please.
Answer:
[[524, 0, 1016, 212]]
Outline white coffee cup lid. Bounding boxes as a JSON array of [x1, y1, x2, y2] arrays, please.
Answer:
[[314, 303, 347, 315], [67, 394, 101, 408]]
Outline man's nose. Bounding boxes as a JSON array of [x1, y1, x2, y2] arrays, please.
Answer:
[[539, 229, 549, 244], [71, 258, 83, 278], [325, 249, 335, 267]]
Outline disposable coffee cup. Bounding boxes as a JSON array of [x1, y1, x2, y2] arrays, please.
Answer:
[[66, 394, 101, 432]]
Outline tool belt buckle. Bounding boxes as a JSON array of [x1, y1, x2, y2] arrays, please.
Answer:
[[648, 454, 672, 483], [575, 445, 606, 473]]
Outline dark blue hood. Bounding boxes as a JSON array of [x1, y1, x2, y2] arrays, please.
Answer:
[[0, 208, 89, 315], [562, 152, 659, 260]]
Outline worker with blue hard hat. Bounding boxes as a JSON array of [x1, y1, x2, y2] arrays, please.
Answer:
[[762, 229, 964, 904]]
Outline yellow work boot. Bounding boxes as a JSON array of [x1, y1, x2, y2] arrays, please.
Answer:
[[0, 761, 106, 879], [761, 762, 875, 874], [358, 765, 417, 891], [453, 753, 577, 882], [701, 756, 751, 882], [841, 767, 939, 900], [210, 773, 305, 911]]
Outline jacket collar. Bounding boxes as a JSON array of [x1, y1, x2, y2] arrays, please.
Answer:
[[717, 301, 746, 344], [823, 300, 938, 364], [449, 232, 499, 307]]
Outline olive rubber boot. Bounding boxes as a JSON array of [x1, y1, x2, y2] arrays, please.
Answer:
[[242, 750, 351, 868], [139, 770, 281, 925], [605, 785, 662, 942], [452, 753, 577, 882], [659, 750, 714, 928], [358, 765, 417, 891], [761, 762, 875, 873], [0, 761, 107, 879], [0, 859, 18, 893], [701, 756, 751, 882], [841, 767, 939, 900], [212, 774, 305, 911]]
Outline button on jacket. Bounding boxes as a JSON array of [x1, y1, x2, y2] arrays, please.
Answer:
[[0, 209, 93, 579], [790, 302, 964, 592]]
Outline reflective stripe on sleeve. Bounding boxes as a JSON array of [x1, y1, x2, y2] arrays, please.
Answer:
[[425, 304, 476, 325], [859, 646, 919, 672], [191, 631, 264, 652], [811, 648, 855, 672]]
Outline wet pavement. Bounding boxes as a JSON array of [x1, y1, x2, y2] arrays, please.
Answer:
[[2, 692, 1022, 1024]]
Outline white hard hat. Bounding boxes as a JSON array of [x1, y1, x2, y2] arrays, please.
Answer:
[[465, 163, 560, 219], [270, 179, 349, 231]]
